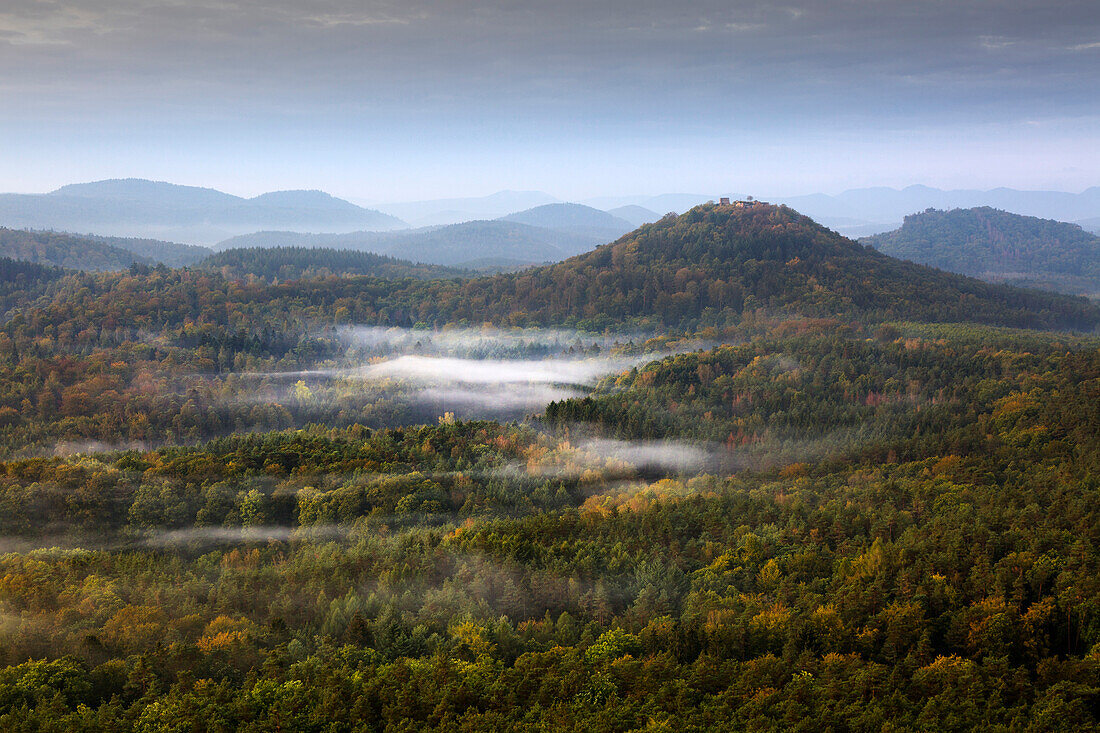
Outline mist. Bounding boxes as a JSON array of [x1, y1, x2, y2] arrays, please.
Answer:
[[227, 326, 680, 424]]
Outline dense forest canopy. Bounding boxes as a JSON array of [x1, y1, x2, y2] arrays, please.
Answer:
[[0, 203, 1099, 729], [862, 207, 1100, 296], [198, 246, 469, 283], [0, 228, 153, 272], [0, 228, 211, 271]]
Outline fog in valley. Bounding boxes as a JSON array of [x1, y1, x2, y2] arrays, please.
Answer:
[[230, 326, 670, 425]]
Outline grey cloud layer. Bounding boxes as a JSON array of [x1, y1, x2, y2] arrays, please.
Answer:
[[2, 1, 1098, 197], [3, 0, 1097, 123]]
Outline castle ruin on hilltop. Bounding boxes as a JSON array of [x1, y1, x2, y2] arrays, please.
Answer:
[[717, 196, 767, 208]]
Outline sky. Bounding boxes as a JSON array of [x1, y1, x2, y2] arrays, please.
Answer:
[[1, 0, 1098, 201]]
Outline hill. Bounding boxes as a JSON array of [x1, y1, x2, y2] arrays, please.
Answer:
[[372, 202, 1096, 331], [607, 204, 661, 227], [198, 246, 468, 282], [365, 221, 602, 267], [776, 185, 1100, 237], [52, 179, 237, 208], [0, 228, 211, 270], [862, 207, 1100, 296], [0, 179, 407, 244], [0, 228, 154, 271], [499, 203, 634, 244], [82, 234, 211, 267], [376, 190, 559, 227], [501, 203, 632, 230], [247, 189, 369, 214], [215, 220, 607, 268]]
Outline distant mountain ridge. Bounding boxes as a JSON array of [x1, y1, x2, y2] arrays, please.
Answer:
[[12, 179, 1100, 251], [774, 185, 1100, 237], [375, 190, 559, 227], [607, 205, 661, 227], [501, 203, 631, 230], [215, 218, 606, 269], [498, 203, 634, 244], [861, 207, 1100, 296], [0, 179, 406, 245], [212, 204, 639, 268], [577, 187, 1100, 239], [84, 235, 210, 267]]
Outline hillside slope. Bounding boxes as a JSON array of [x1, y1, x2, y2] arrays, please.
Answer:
[[862, 207, 1100, 295], [0, 228, 153, 271], [0, 257, 69, 315], [82, 234, 211, 267], [198, 246, 468, 282]]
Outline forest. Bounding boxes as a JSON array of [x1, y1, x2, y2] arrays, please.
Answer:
[[862, 207, 1100, 296], [198, 247, 468, 283], [0, 204, 1098, 730]]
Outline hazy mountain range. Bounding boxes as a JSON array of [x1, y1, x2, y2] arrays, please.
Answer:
[[585, 187, 1100, 238], [214, 203, 638, 269], [0, 228, 211, 271], [369, 191, 560, 227], [2, 179, 1100, 271], [770, 186, 1100, 237], [373, 185, 1100, 238], [0, 179, 406, 245]]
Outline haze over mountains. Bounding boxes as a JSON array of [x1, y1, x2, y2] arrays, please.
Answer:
[[3, 179, 1100, 283], [3, 178, 1100, 250], [0, 179, 406, 245], [584, 187, 1100, 238], [0, 228, 211, 271], [299, 181, 1100, 240], [369, 191, 560, 227], [214, 203, 638, 269], [774, 185, 1100, 237]]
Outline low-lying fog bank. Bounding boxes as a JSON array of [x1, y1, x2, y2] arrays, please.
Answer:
[[231, 326, 693, 423]]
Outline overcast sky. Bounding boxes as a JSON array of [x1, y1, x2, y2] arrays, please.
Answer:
[[1, 0, 1098, 200]]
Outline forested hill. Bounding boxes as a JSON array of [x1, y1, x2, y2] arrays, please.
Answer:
[[8, 203, 1099, 338], [862, 207, 1100, 296], [0, 228, 153, 271], [198, 246, 469, 282], [369, 202, 1096, 331], [84, 234, 211, 267]]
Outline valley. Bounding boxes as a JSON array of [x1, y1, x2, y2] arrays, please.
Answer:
[[0, 200, 1097, 729]]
